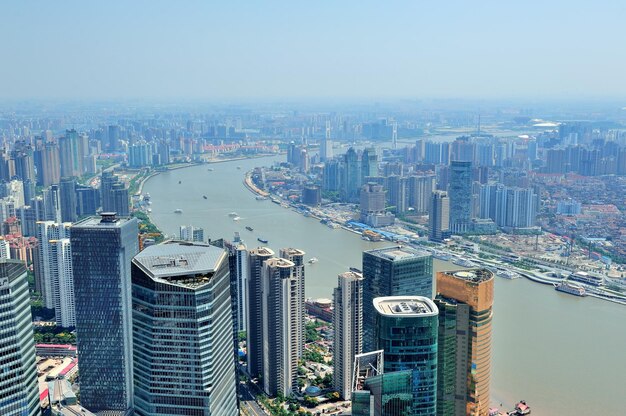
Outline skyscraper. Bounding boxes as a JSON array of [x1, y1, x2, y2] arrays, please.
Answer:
[[71, 213, 139, 413], [374, 296, 439, 416], [333, 271, 364, 400], [224, 234, 248, 333], [0, 260, 39, 416], [320, 120, 333, 161], [59, 176, 77, 223], [360, 183, 394, 227], [435, 269, 494, 416], [261, 256, 304, 396], [41, 141, 61, 186], [448, 161, 473, 234], [362, 246, 433, 351], [342, 147, 361, 202], [408, 174, 436, 214], [35, 221, 74, 327], [429, 190, 450, 242], [246, 247, 275, 379], [131, 241, 238, 416]]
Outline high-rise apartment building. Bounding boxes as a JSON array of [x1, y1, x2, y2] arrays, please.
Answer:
[[131, 241, 238, 416], [374, 296, 439, 416], [59, 177, 77, 223], [435, 269, 494, 416], [71, 213, 139, 413], [41, 141, 61, 186], [224, 234, 248, 332], [362, 246, 433, 351], [333, 271, 364, 400], [246, 247, 275, 379], [0, 260, 39, 416], [360, 183, 394, 227], [320, 121, 333, 162], [260, 255, 304, 397], [179, 225, 205, 242], [429, 190, 450, 242], [449, 161, 473, 234], [408, 174, 436, 214]]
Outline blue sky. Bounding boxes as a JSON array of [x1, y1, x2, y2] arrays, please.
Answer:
[[1, 1, 625, 100]]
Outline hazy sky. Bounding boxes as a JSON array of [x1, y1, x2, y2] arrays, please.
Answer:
[[1, 1, 625, 101]]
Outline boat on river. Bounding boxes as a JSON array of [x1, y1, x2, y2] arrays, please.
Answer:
[[554, 281, 587, 297], [246, 226, 254, 231], [257, 237, 268, 244], [174, 209, 183, 214]]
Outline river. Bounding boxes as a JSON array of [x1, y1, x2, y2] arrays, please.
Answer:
[[143, 156, 625, 416]]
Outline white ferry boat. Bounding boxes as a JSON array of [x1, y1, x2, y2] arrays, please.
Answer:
[[554, 281, 587, 297], [453, 258, 475, 268], [497, 270, 520, 280], [232, 216, 241, 221], [308, 257, 319, 264]]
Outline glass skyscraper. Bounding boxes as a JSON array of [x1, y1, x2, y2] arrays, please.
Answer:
[[362, 246, 433, 351], [71, 213, 139, 413], [131, 241, 238, 416], [374, 296, 439, 416], [449, 161, 473, 234], [352, 370, 416, 416], [0, 260, 39, 416]]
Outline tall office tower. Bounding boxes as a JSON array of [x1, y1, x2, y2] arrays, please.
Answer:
[[360, 183, 394, 227], [320, 121, 333, 162], [100, 171, 117, 211], [374, 296, 439, 416], [75, 184, 100, 217], [35, 221, 74, 327], [342, 147, 361, 202], [260, 256, 303, 397], [449, 161, 473, 234], [71, 213, 139, 413], [0, 260, 39, 416], [41, 141, 61, 186], [246, 247, 275, 379], [224, 234, 248, 332], [42, 185, 62, 223], [435, 269, 494, 416], [385, 175, 408, 214], [111, 183, 130, 217], [108, 125, 121, 152], [179, 225, 205, 242], [60, 129, 82, 177], [362, 246, 433, 351], [131, 241, 238, 416], [333, 271, 364, 400], [361, 147, 378, 182], [279, 248, 306, 358], [429, 191, 450, 242], [59, 177, 77, 223], [408, 174, 436, 214], [157, 140, 170, 165], [12, 142, 36, 182], [322, 158, 342, 193]]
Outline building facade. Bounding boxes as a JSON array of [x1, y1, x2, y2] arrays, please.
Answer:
[[131, 241, 238, 416], [0, 260, 39, 416], [449, 161, 473, 234], [71, 213, 139, 413], [429, 191, 450, 242]]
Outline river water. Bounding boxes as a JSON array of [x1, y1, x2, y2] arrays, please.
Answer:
[[143, 156, 625, 416]]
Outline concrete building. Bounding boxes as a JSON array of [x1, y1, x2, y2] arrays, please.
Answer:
[[224, 233, 249, 332], [374, 296, 439, 416], [246, 247, 275, 379], [362, 246, 433, 351], [71, 213, 139, 413], [333, 271, 364, 400], [360, 183, 394, 227], [261, 255, 305, 397], [408, 174, 436, 214], [179, 225, 205, 242], [131, 241, 238, 416], [435, 269, 495, 416], [0, 260, 39, 416], [429, 191, 450, 242]]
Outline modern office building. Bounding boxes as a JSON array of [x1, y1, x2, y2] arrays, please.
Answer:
[[373, 296, 439, 416], [71, 213, 139, 413], [131, 241, 238, 416], [75, 184, 100, 217], [429, 190, 450, 242], [435, 269, 495, 416], [362, 246, 433, 351], [0, 260, 39, 416], [360, 182, 394, 227], [342, 147, 361, 202], [59, 176, 77, 223], [224, 233, 249, 332], [352, 369, 417, 416], [449, 161, 473, 234], [246, 247, 275, 379], [333, 271, 364, 400], [260, 256, 304, 397]]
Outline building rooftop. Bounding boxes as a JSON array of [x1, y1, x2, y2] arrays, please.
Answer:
[[133, 241, 227, 287], [72, 213, 133, 228], [249, 247, 275, 257], [441, 269, 494, 283], [365, 245, 430, 261], [373, 296, 438, 317], [265, 257, 295, 268]]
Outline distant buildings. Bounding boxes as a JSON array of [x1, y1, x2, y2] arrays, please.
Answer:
[[429, 190, 450, 242], [362, 246, 433, 351], [360, 183, 394, 227], [435, 269, 495, 416], [131, 241, 238, 416], [0, 260, 39, 416], [333, 271, 364, 400], [179, 225, 204, 242], [71, 213, 138, 413]]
